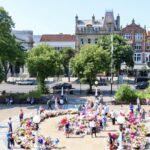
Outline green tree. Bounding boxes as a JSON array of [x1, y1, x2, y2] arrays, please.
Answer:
[[71, 44, 110, 92], [27, 44, 62, 93], [60, 47, 76, 81], [97, 34, 134, 75], [0, 7, 25, 81]]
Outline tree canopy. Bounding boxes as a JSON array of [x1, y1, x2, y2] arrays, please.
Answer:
[[0, 7, 25, 81], [27, 44, 62, 93], [97, 34, 134, 73], [71, 44, 110, 91]]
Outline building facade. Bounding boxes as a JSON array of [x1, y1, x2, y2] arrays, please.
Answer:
[[75, 11, 121, 49], [39, 34, 75, 50], [8, 30, 34, 77], [12, 30, 33, 51], [122, 19, 150, 70]]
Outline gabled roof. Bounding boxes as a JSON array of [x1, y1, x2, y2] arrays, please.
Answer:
[[40, 34, 75, 42], [122, 20, 145, 33]]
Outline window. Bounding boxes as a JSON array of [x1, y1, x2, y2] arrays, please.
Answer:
[[88, 38, 91, 44], [145, 53, 150, 62], [80, 38, 84, 44], [134, 43, 142, 50], [135, 33, 143, 40], [146, 43, 150, 50], [124, 33, 132, 40], [134, 53, 141, 62], [95, 38, 98, 44], [81, 28, 84, 32], [95, 27, 99, 32], [108, 27, 112, 33]]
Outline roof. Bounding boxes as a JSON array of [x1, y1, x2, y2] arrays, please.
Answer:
[[40, 34, 75, 42], [122, 20, 145, 33], [77, 19, 104, 27], [147, 31, 150, 37]]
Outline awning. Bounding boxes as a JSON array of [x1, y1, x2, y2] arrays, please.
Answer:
[[121, 64, 150, 70]]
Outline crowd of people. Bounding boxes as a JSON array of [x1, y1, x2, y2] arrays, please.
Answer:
[[5, 96, 150, 150], [57, 98, 150, 150]]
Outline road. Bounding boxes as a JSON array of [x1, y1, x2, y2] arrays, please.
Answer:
[[0, 82, 119, 94]]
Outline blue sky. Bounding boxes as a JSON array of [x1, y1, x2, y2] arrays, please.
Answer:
[[0, 0, 150, 35]]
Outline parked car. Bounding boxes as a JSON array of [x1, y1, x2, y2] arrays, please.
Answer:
[[16, 80, 36, 85], [135, 81, 149, 89], [52, 83, 72, 89], [99, 79, 107, 86]]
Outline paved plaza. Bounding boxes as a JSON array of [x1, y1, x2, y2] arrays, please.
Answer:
[[0, 103, 149, 150]]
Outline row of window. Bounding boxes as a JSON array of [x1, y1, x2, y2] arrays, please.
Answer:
[[134, 43, 150, 50], [80, 38, 98, 44], [78, 27, 100, 32], [134, 53, 150, 62], [124, 33, 143, 40]]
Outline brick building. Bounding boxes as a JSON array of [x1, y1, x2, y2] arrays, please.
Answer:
[[122, 19, 150, 71]]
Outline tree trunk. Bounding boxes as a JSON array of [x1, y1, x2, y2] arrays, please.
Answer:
[[2, 62, 9, 82], [89, 83, 93, 93], [38, 77, 47, 94]]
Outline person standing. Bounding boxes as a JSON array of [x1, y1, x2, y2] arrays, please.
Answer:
[[136, 97, 141, 112], [10, 132, 15, 148], [102, 115, 107, 130], [7, 131, 11, 149], [89, 120, 97, 137], [8, 117, 12, 132], [111, 110, 116, 125], [129, 103, 134, 113], [141, 108, 146, 121], [9, 97, 13, 105], [55, 96, 59, 110], [65, 121, 70, 138], [19, 109, 24, 122]]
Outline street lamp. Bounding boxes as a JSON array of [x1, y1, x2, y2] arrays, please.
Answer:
[[33, 114, 41, 149], [110, 34, 114, 94], [79, 71, 82, 94], [95, 81, 98, 97]]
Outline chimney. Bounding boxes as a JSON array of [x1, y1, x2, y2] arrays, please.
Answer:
[[75, 14, 78, 24], [116, 14, 120, 30], [92, 14, 95, 24]]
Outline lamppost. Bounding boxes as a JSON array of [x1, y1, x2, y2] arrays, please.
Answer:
[[110, 34, 114, 94], [79, 71, 82, 94], [33, 113, 41, 149], [95, 81, 98, 98]]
